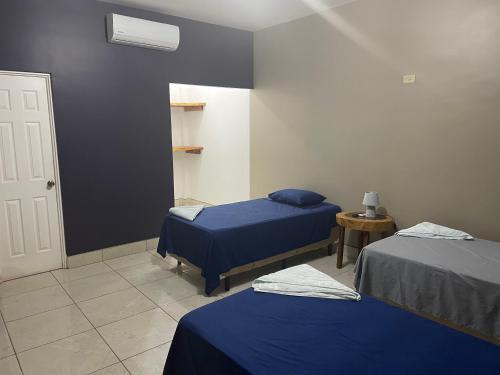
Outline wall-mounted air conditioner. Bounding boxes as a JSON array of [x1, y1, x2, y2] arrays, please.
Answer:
[[106, 13, 180, 52]]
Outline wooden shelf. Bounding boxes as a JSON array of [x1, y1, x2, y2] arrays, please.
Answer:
[[170, 102, 206, 111], [172, 146, 204, 154]]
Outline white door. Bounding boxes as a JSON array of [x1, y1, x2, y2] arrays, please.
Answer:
[[0, 71, 64, 281]]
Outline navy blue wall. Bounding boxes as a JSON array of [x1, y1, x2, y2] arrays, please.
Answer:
[[0, 0, 253, 255]]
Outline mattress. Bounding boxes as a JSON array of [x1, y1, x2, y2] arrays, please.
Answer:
[[157, 198, 341, 294], [354, 236, 500, 339], [164, 289, 500, 375]]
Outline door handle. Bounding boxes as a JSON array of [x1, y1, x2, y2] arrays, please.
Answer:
[[47, 180, 56, 190]]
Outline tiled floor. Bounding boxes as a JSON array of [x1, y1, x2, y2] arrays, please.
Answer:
[[0, 249, 356, 375]]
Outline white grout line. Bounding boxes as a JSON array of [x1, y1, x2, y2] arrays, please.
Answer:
[[161, 308, 179, 323], [113, 266, 179, 288], [63, 286, 133, 304], [121, 339, 173, 362], [0, 270, 58, 290], [52, 269, 124, 375], [13, 327, 96, 355], [1, 308, 24, 374], [0, 278, 59, 301], [0, 311, 13, 357], [0, 252, 202, 374], [4, 305, 95, 354], [60, 267, 176, 371], [1, 249, 346, 374], [86, 362, 131, 375], [50, 263, 113, 284], [103, 252, 160, 271], [86, 303, 158, 329], [1, 300, 74, 324]]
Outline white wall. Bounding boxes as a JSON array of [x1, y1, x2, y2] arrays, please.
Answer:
[[170, 83, 250, 205], [251, 0, 500, 241]]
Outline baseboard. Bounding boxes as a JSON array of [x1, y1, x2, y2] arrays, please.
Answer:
[[175, 197, 212, 207], [146, 237, 160, 251], [66, 249, 103, 268], [66, 237, 160, 269]]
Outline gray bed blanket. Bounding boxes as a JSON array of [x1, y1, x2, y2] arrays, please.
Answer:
[[354, 236, 500, 339]]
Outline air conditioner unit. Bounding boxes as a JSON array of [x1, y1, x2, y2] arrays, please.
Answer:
[[106, 13, 180, 52]]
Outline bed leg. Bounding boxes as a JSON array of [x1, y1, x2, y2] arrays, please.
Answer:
[[336, 226, 345, 269], [327, 243, 333, 256], [224, 277, 230, 292], [281, 259, 287, 269]]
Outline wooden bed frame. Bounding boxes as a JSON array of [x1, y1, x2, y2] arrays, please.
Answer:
[[376, 296, 499, 345], [170, 226, 340, 293]]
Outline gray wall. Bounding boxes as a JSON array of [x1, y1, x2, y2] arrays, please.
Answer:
[[0, 0, 253, 255], [251, 0, 500, 241]]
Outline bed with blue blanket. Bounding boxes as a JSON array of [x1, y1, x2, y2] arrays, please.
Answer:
[[157, 198, 341, 294], [164, 288, 500, 375]]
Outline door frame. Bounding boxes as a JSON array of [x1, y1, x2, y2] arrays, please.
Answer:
[[0, 70, 67, 269]]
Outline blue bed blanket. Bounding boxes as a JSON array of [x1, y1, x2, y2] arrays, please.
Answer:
[[164, 289, 500, 375], [157, 199, 341, 294]]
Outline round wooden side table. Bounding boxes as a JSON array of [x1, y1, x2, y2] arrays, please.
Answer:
[[336, 211, 395, 269]]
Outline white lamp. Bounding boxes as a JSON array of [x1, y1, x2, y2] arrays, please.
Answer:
[[363, 192, 380, 219]]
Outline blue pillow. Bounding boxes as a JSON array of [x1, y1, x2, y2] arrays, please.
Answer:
[[268, 189, 326, 207]]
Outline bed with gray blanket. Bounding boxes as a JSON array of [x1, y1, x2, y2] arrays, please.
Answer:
[[354, 236, 500, 339]]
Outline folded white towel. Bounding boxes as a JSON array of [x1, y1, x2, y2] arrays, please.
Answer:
[[252, 264, 361, 301], [396, 222, 473, 240], [169, 205, 204, 221]]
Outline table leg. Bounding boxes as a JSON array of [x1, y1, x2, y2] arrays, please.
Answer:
[[327, 243, 333, 256], [336, 226, 345, 269], [363, 232, 370, 247], [358, 231, 364, 253], [358, 231, 370, 255]]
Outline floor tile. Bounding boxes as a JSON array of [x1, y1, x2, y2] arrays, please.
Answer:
[[136, 275, 200, 305], [17, 330, 118, 375], [287, 249, 330, 268], [333, 271, 356, 290], [0, 316, 14, 358], [147, 253, 182, 270], [0, 355, 22, 375], [148, 250, 165, 260], [308, 256, 355, 278], [98, 308, 177, 360], [6, 305, 92, 352], [52, 262, 112, 283], [0, 285, 73, 322], [104, 252, 158, 271], [78, 288, 156, 327], [102, 241, 147, 261], [91, 363, 130, 375], [123, 342, 171, 375], [0, 273, 58, 299], [62, 271, 131, 302], [115, 261, 177, 286], [162, 294, 219, 321]]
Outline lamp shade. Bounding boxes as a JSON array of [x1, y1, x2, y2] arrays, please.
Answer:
[[363, 191, 380, 206]]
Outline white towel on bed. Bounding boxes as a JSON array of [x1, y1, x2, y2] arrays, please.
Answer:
[[252, 264, 361, 301], [396, 222, 473, 240], [169, 205, 204, 221]]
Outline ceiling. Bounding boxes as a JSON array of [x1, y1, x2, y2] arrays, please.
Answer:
[[99, 0, 356, 31]]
